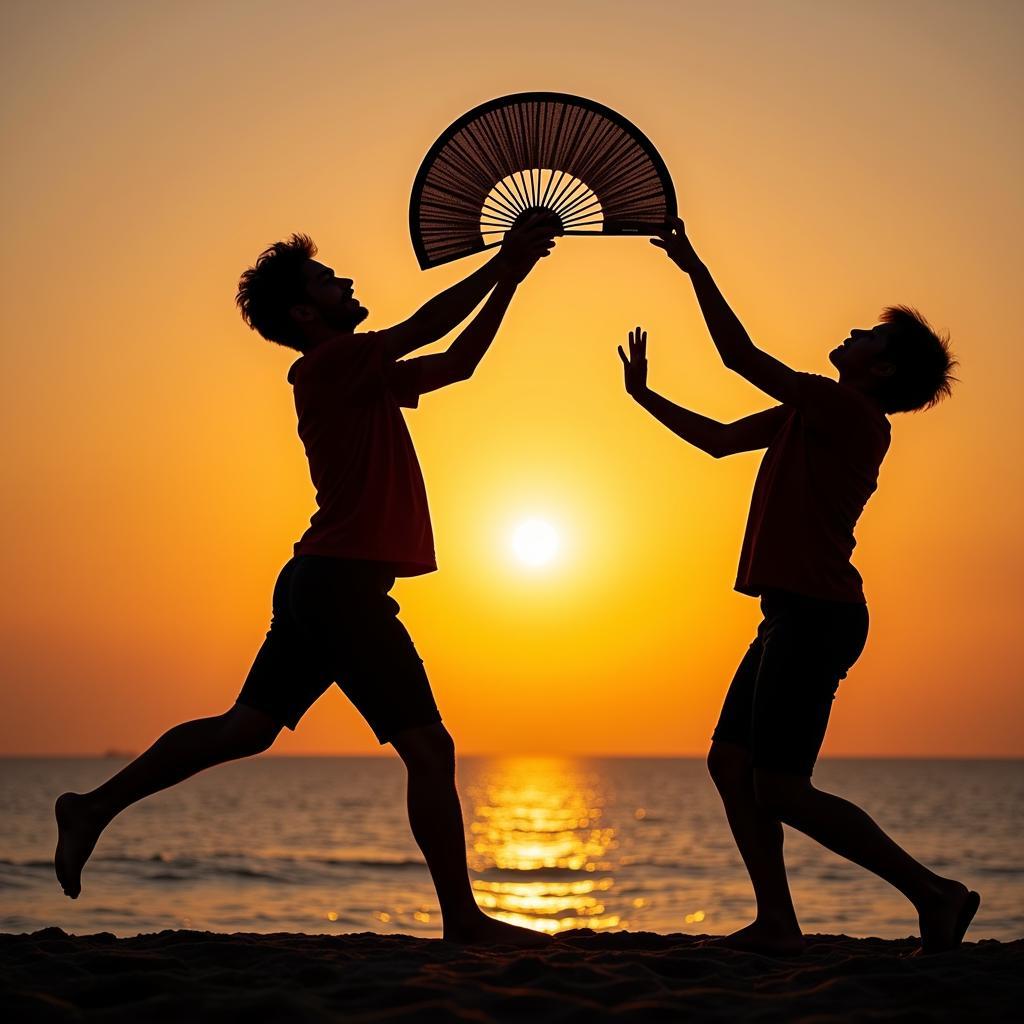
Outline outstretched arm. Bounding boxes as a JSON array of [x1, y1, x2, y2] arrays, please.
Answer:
[[651, 217, 802, 406], [402, 234, 554, 394], [380, 258, 506, 360], [408, 278, 518, 393], [379, 214, 558, 360], [619, 327, 785, 458]]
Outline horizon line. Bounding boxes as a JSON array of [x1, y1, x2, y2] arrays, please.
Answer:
[[2, 752, 1021, 761]]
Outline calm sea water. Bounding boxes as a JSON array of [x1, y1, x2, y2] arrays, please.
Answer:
[[1, 757, 1021, 941]]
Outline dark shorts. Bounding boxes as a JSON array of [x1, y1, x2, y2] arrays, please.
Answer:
[[237, 556, 441, 744], [712, 590, 869, 776]]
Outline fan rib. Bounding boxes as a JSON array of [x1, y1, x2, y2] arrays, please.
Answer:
[[551, 172, 592, 216], [537, 105, 569, 209], [542, 108, 589, 211]]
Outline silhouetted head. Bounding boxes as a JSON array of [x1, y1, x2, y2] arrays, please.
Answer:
[[236, 234, 367, 351], [829, 306, 957, 413]]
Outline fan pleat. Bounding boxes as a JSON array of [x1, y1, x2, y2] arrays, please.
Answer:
[[410, 93, 675, 268]]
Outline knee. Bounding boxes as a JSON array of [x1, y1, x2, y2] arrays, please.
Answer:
[[707, 742, 750, 794], [394, 724, 456, 777], [753, 771, 807, 818], [220, 706, 280, 758]]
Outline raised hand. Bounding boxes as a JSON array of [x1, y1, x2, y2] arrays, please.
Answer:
[[497, 211, 560, 282], [617, 325, 648, 399], [650, 215, 702, 273]]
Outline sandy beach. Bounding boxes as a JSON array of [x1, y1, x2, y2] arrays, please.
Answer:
[[3, 928, 1020, 1023]]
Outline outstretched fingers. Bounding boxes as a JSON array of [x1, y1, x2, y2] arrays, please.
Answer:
[[631, 325, 647, 358], [619, 327, 649, 396]]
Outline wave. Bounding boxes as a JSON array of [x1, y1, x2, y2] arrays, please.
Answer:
[[306, 856, 425, 870], [0, 852, 427, 875], [473, 866, 594, 880], [159, 864, 294, 882], [28, 856, 588, 887], [616, 857, 710, 873], [11, 848, 1016, 881]]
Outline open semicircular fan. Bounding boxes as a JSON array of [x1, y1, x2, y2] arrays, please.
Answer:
[[410, 92, 677, 269]]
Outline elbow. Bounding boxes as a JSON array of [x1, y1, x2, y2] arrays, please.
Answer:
[[450, 358, 475, 382], [719, 343, 756, 374], [413, 312, 446, 344], [719, 352, 747, 374], [707, 433, 736, 459]]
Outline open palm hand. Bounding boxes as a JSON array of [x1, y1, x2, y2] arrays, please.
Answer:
[[618, 326, 648, 399]]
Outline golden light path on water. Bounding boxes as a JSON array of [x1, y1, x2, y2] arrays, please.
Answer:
[[269, 757, 712, 936], [465, 758, 627, 934]]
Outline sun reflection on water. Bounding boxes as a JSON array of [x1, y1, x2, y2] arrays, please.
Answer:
[[466, 757, 625, 934]]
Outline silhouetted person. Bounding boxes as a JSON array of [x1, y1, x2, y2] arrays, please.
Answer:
[[619, 216, 977, 955], [54, 215, 558, 946]]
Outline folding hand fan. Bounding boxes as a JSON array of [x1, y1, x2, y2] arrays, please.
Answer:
[[410, 92, 677, 269]]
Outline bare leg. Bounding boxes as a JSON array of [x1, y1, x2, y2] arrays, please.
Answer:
[[706, 742, 804, 954], [755, 771, 978, 953], [54, 704, 280, 898], [391, 723, 549, 946]]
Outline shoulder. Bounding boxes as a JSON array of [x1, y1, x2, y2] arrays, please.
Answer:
[[797, 374, 885, 420], [795, 372, 843, 399], [312, 331, 379, 360], [288, 332, 380, 385], [788, 373, 846, 420], [793, 373, 890, 442]]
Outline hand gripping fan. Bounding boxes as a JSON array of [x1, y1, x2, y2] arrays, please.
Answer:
[[410, 92, 677, 269]]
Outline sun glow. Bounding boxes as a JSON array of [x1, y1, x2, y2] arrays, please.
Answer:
[[510, 518, 560, 568]]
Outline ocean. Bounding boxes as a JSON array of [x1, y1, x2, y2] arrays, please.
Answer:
[[1, 757, 1021, 940]]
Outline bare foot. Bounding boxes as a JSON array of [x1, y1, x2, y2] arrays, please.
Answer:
[[444, 914, 553, 948], [916, 881, 980, 955], [701, 919, 805, 957], [54, 793, 108, 899]]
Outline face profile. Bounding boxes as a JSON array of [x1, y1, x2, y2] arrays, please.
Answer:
[[294, 260, 369, 334], [828, 324, 893, 374]]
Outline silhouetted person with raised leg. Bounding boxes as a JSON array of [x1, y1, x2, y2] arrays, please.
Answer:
[[619, 215, 977, 955], [55, 214, 558, 946]]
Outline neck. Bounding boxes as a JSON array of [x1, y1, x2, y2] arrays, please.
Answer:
[[300, 323, 355, 351], [838, 370, 887, 412]]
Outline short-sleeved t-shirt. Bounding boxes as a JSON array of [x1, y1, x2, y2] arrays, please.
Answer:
[[288, 331, 436, 576], [735, 373, 890, 604]]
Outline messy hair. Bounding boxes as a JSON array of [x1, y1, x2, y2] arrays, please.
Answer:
[[875, 306, 957, 413], [236, 234, 318, 351]]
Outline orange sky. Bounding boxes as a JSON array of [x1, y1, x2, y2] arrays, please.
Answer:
[[2, 0, 1021, 756]]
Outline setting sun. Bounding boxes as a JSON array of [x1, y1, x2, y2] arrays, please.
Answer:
[[511, 518, 560, 568]]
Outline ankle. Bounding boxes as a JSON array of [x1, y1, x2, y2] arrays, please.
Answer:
[[912, 875, 964, 910], [78, 791, 118, 824], [442, 904, 486, 931], [755, 910, 801, 933]]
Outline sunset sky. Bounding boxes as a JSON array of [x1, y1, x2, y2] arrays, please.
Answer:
[[2, 0, 1021, 757]]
